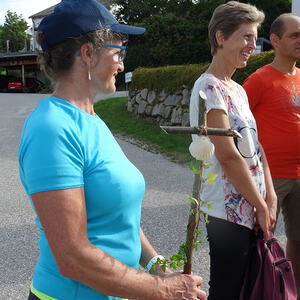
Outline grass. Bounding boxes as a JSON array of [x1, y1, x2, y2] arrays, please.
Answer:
[[94, 97, 192, 163]]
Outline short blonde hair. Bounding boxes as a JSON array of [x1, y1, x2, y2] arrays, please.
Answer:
[[208, 1, 265, 55]]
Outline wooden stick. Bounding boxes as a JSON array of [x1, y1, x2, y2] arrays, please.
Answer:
[[183, 93, 207, 274], [160, 126, 242, 138], [161, 90, 241, 274]]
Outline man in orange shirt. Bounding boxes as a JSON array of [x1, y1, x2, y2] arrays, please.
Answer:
[[243, 13, 300, 297]]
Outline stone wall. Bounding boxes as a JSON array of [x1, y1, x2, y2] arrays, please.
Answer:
[[127, 86, 191, 126]]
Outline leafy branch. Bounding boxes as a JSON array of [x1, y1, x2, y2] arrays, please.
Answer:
[[154, 159, 216, 273], [157, 90, 222, 275]]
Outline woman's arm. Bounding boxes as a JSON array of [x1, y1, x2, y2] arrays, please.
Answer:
[[31, 188, 206, 300], [140, 228, 172, 276], [207, 109, 270, 240], [259, 143, 277, 229]]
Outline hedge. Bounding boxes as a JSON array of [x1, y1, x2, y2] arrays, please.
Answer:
[[130, 50, 299, 93]]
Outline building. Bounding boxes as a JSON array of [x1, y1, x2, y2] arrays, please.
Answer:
[[29, 5, 56, 51], [292, 0, 300, 17], [0, 5, 56, 89]]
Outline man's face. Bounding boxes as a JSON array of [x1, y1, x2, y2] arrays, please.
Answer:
[[275, 16, 300, 61]]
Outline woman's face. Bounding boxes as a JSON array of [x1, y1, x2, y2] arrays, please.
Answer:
[[221, 22, 258, 69], [91, 40, 124, 94]]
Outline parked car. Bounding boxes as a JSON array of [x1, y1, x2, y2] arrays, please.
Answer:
[[0, 75, 17, 92], [8, 79, 23, 92], [7, 77, 44, 93]]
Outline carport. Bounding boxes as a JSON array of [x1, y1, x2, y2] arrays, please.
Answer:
[[0, 51, 39, 87]]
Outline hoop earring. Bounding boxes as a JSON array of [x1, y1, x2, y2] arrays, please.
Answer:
[[88, 69, 91, 81]]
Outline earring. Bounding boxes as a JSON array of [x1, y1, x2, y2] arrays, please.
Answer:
[[88, 69, 91, 81]]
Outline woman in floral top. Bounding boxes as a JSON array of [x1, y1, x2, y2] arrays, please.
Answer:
[[189, 2, 277, 300]]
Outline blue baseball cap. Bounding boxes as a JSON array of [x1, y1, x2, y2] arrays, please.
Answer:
[[38, 0, 146, 51]]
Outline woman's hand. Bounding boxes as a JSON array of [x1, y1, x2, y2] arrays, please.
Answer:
[[161, 272, 206, 300], [258, 142, 277, 230], [255, 202, 271, 241], [266, 189, 277, 230]]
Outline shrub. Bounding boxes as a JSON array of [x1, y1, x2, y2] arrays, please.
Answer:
[[131, 50, 300, 93], [131, 63, 209, 93], [232, 51, 275, 84]]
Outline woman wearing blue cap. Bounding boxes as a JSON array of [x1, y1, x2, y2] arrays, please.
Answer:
[[19, 0, 206, 299]]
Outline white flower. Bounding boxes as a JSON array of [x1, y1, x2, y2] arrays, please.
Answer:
[[189, 136, 215, 161]]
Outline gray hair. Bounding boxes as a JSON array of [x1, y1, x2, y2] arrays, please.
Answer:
[[208, 1, 265, 56]]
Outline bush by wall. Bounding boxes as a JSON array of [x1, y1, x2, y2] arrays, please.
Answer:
[[127, 50, 277, 126], [130, 50, 276, 92], [128, 50, 300, 126]]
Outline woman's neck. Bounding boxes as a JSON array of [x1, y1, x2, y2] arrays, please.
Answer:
[[53, 77, 96, 116], [206, 55, 235, 82]]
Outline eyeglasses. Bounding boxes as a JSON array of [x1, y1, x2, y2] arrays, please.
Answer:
[[105, 44, 127, 62], [76, 44, 127, 62]]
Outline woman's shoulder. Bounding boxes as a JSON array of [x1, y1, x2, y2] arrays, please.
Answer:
[[192, 73, 224, 99], [24, 96, 80, 138], [194, 73, 221, 88]]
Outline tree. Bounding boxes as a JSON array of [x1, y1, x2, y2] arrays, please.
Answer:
[[111, 0, 169, 23], [243, 0, 291, 38], [113, 0, 291, 86], [97, 0, 113, 10], [0, 26, 4, 52], [0, 11, 29, 52]]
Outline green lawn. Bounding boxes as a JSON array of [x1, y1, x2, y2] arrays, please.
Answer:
[[94, 97, 192, 163]]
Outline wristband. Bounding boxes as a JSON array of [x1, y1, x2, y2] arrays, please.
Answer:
[[145, 255, 165, 272]]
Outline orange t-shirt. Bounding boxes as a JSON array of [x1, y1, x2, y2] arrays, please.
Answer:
[[243, 64, 300, 179]]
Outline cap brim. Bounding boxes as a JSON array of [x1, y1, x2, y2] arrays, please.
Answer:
[[111, 23, 145, 35]]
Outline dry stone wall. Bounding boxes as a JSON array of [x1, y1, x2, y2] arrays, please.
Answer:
[[127, 86, 191, 126]]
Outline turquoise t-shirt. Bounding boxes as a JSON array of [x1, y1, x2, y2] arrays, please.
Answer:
[[19, 96, 145, 300]]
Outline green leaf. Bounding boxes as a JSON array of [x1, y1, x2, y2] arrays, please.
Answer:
[[206, 172, 218, 185], [204, 213, 209, 224], [170, 262, 177, 270], [189, 160, 202, 174], [190, 208, 196, 215], [177, 261, 184, 267], [170, 254, 182, 261], [156, 257, 163, 264], [195, 229, 202, 236], [188, 195, 199, 206], [205, 201, 214, 210], [203, 162, 213, 169]]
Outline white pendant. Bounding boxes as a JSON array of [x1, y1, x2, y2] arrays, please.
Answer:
[[189, 136, 215, 161]]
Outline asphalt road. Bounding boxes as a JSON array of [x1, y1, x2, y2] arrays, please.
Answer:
[[0, 92, 287, 299]]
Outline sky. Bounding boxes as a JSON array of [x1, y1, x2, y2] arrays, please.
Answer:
[[0, 0, 61, 26]]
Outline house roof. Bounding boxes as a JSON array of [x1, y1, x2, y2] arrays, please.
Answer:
[[0, 51, 37, 62], [29, 5, 57, 19], [0, 51, 37, 68]]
